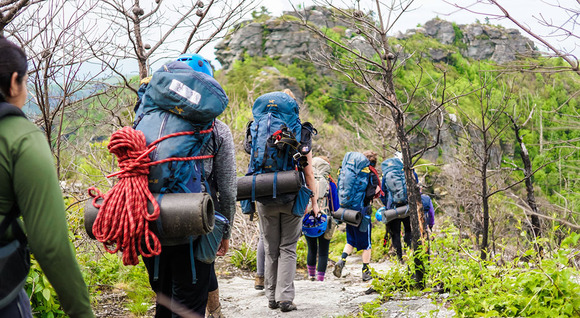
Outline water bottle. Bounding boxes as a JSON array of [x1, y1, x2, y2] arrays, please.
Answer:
[[375, 206, 386, 222]]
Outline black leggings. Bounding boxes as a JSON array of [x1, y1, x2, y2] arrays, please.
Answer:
[[209, 262, 218, 292], [305, 235, 330, 273], [388, 216, 411, 261], [143, 244, 212, 318]]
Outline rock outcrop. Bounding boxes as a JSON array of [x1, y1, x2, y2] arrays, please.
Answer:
[[396, 18, 536, 63], [215, 7, 536, 69]]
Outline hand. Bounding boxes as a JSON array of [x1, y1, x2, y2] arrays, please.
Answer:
[[311, 200, 320, 216], [216, 238, 229, 256]]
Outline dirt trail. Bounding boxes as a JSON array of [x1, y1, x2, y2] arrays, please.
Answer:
[[217, 255, 454, 318]]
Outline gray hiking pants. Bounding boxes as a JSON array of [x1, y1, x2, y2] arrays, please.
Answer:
[[257, 201, 302, 302]]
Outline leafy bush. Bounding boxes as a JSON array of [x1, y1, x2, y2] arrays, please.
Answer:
[[366, 224, 580, 317], [230, 242, 257, 271], [27, 259, 65, 318]]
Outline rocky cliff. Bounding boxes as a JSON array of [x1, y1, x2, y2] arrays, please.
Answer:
[[397, 19, 536, 63], [215, 6, 536, 69]]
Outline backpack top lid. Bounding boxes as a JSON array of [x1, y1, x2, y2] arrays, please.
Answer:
[[381, 157, 403, 177], [312, 157, 331, 179], [142, 61, 228, 124], [252, 91, 299, 123]]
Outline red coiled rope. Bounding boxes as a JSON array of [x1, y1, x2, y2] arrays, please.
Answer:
[[88, 125, 214, 266]]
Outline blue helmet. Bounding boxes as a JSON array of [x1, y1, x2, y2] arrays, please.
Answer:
[[302, 213, 328, 238], [176, 53, 213, 77]]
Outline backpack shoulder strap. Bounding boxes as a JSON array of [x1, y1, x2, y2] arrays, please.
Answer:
[[0, 204, 25, 244]]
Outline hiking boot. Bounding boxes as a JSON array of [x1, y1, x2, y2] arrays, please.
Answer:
[[280, 301, 297, 312], [268, 300, 280, 310], [309, 275, 315, 281], [362, 267, 372, 282], [254, 275, 264, 290], [333, 259, 345, 278]]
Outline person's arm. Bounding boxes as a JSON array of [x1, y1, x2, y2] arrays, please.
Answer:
[[212, 121, 237, 245], [13, 127, 94, 318], [302, 151, 320, 214]]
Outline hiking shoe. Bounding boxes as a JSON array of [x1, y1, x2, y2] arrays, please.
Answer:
[[268, 300, 280, 310], [309, 276, 315, 281], [255, 275, 264, 290], [362, 268, 372, 282], [280, 301, 297, 312], [333, 259, 345, 278]]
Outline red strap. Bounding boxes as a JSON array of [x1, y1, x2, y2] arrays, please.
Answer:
[[369, 166, 384, 198]]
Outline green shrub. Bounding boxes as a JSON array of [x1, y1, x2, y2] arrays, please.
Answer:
[[230, 242, 257, 271]]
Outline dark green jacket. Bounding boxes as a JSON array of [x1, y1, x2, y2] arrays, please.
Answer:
[[0, 111, 94, 317]]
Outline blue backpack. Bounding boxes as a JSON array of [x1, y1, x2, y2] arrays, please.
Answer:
[[242, 92, 316, 217], [421, 194, 432, 223], [337, 152, 371, 211], [381, 157, 407, 205], [133, 61, 228, 194], [247, 92, 305, 175]]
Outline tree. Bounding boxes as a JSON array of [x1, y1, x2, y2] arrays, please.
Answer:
[[447, 0, 580, 76], [7, 0, 110, 179], [294, 1, 472, 284], [0, 0, 43, 35], [95, 0, 258, 84], [449, 0, 580, 236]]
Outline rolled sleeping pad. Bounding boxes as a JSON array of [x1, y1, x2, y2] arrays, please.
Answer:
[[330, 207, 362, 227], [378, 205, 409, 224], [237, 170, 302, 201], [84, 193, 215, 240]]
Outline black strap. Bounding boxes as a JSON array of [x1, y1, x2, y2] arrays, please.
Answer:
[[0, 204, 26, 244]]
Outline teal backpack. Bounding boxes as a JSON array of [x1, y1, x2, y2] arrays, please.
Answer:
[[337, 152, 371, 211], [381, 157, 407, 205]]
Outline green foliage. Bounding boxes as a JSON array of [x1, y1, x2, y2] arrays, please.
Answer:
[[367, 224, 580, 317], [296, 236, 308, 269], [26, 258, 65, 318], [251, 6, 270, 22], [452, 23, 467, 49], [230, 242, 257, 271], [80, 253, 154, 316]]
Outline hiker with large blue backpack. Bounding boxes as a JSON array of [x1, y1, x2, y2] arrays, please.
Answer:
[[333, 150, 381, 282], [380, 151, 419, 262], [242, 89, 319, 313], [0, 37, 95, 318], [92, 54, 236, 318]]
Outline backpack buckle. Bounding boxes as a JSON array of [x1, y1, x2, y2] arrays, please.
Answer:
[[293, 152, 302, 161]]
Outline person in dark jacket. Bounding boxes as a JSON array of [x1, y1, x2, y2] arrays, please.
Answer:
[[0, 36, 95, 318]]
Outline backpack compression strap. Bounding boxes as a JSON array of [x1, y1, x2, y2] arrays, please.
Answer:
[[264, 126, 308, 170], [88, 125, 215, 266]]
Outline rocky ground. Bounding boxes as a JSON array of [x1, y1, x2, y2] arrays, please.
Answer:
[[216, 255, 454, 318], [92, 251, 455, 318]]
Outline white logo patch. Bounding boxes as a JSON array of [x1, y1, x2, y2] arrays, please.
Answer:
[[169, 79, 201, 105]]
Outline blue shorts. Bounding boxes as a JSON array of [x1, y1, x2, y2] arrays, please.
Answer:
[[346, 222, 372, 251]]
